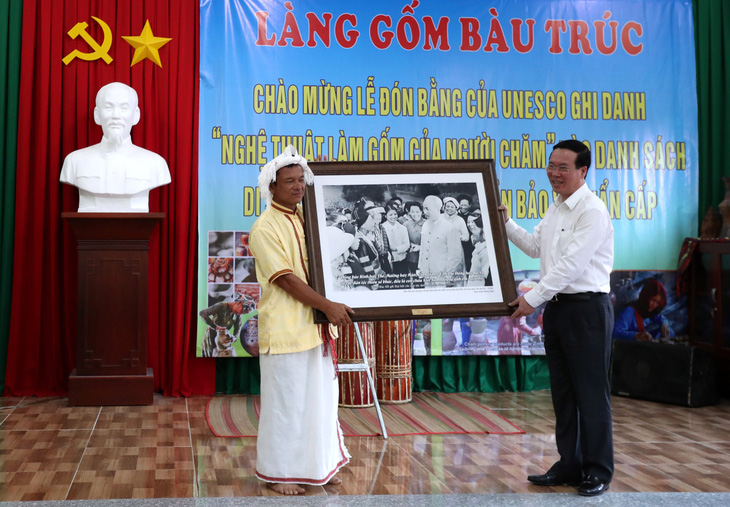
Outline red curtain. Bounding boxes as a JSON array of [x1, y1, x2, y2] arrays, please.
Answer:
[[4, 0, 214, 396]]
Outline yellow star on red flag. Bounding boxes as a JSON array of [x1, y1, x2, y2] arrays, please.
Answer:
[[122, 20, 172, 67]]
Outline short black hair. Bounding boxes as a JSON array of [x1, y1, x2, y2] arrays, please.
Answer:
[[386, 198, 402, 211], [404, 201, 422, 213], [553, 139, 591, 173], [384, 204, 400, 215]]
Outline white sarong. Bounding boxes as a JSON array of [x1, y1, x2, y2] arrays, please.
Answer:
[[256, 344, 350, 485]]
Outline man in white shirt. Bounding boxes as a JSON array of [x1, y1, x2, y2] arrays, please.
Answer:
[[499, 140, 614, 497], [60, 82, 171, 212]]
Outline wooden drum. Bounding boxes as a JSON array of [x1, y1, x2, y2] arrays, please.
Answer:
[[374, 320, 413, 404], [336, 322, 376, 407]]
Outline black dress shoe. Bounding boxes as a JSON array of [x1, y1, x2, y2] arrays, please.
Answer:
[[527, 471, 581, 487], [578, 475, 610, 496]]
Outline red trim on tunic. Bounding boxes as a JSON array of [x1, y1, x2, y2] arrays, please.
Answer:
[[268, 269, 293, 284], [282, 212, 311, 285], [277, 205, 338, 366], [256, 438, 350, 486], [335, 418, 349, 469], [256, 418, 349, 483], [271, 201, 297, 215], [255, 454, 349, 485]]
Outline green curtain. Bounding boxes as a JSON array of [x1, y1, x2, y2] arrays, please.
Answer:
[[215, 357, 261, 395], [694, 0, 730, 226], [0, 0, 22, 394], [214, 355, 550, 394], [412, 356, 550, 392]]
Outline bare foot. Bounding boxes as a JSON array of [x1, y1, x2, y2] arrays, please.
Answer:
[[268, 483, 305, 495], [327, 476, 342, 485]]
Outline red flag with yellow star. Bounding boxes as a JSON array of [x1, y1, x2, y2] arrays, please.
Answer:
[[5, 0, 213, 396]]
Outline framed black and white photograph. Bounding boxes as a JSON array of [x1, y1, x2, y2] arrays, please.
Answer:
[[304, 160, 517, 323]]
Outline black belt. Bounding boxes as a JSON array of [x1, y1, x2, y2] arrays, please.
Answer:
[[548, 292, 603, 302]]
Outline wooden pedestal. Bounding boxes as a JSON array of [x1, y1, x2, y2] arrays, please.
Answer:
[[63, 212, 163, 406], [68, 368, 155, 405]]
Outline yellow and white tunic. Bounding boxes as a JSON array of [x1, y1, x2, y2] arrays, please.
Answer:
[[249, 201, 349, 485]]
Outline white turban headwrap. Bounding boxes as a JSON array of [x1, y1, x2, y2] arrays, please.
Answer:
[[442, 196, 459, 209], [258, 145, 314, 205]]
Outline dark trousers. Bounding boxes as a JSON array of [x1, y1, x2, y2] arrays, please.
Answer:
[[542, 293, 614, 482]]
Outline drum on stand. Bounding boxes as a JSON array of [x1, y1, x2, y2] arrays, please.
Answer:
[[336, 322, 376, 407], [374, 320, 413, 404]]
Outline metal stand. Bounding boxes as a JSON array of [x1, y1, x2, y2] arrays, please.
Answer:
[[337, 323, 388, 438]]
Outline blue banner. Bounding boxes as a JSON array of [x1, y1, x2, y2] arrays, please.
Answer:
[[197, 0, 697, 357]]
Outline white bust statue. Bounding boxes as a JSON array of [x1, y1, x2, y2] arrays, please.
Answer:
[[60, 82, 171, 212]]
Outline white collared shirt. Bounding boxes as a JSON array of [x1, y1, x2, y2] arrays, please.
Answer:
[[505, 182, 614, 308]]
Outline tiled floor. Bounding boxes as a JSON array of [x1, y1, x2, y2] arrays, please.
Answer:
[[1, 391, 730, 506]]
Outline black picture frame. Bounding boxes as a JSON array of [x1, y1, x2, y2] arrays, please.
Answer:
[[304, 159, 517, 323]]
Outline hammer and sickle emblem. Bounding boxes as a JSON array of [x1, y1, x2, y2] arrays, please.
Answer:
[[62, 16, 113, 65]]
